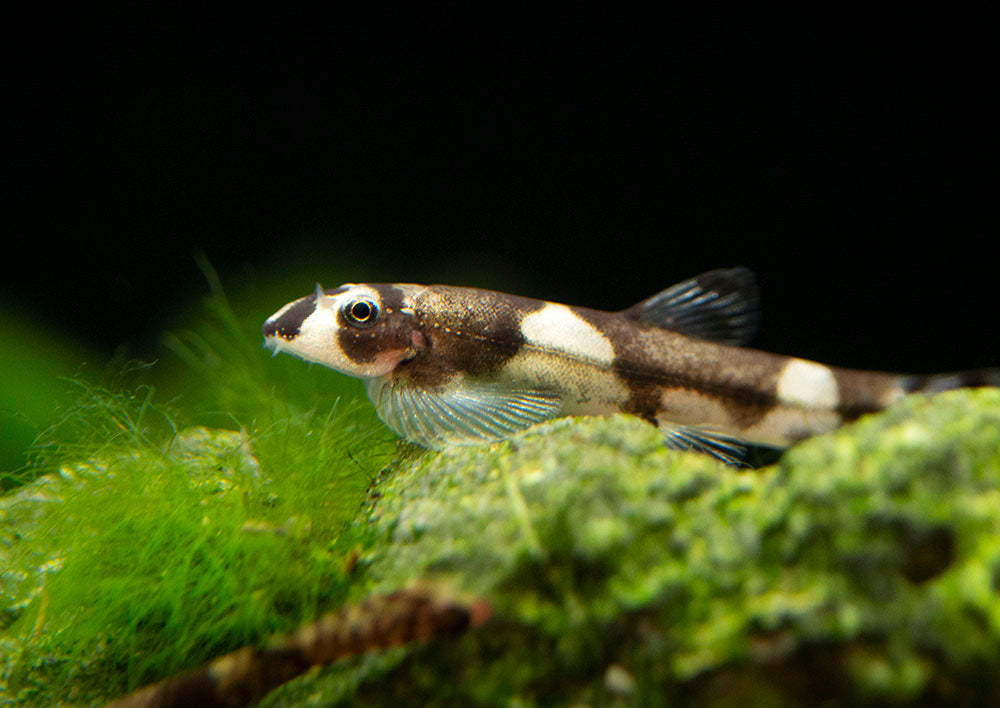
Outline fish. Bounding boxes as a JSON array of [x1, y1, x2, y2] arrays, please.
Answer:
[[261, 268, 998, 460]]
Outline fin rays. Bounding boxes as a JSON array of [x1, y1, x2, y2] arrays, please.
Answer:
[[659, 423, 748, 466], [365, 376, 562, 449], [631, 267, 759, 345]]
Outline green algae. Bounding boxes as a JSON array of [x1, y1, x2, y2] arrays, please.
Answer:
[[261, 389, 1000, 707], [3, 386, 999, 706], [1, 403, 391, 705], [1, 275, 396, 706]]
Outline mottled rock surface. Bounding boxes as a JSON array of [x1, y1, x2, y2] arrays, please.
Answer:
[[4, 390, 999, 707], [262, 388, 1000, 707]]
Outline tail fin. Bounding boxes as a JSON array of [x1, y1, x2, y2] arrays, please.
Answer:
[[901, 368, 1000, 395]]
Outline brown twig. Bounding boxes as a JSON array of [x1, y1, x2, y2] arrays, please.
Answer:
[[105, 587, 491, 708]]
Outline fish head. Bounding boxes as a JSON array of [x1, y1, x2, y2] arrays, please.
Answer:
[[262, 283, 423, 378]]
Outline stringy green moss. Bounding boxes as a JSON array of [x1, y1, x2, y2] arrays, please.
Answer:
[[1, 270, 394, 705]]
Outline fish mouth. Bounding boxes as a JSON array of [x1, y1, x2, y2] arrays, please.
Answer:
[[261, 292, 320, 341], [261, 333, 283, 356], [261, 317, 284, 356], [261, 313, 288, 340]]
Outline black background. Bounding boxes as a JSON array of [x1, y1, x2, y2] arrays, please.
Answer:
[[4, 7, 997, 374]]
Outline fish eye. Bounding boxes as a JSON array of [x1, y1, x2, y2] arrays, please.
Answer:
[[343, 298, 379, 327]]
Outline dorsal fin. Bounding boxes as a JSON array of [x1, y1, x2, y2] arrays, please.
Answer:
[[625, 267, 760, 345]]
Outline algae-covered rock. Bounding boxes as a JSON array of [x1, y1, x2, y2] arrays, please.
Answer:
[[263, 389, 1000, 707], [4, 390, 999, 707], [0, 423, 366, 706]]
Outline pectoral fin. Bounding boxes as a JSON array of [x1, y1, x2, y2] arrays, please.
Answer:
[[365, 376, 563, 449]]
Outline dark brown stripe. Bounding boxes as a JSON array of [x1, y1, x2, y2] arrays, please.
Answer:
[[397, 286, 544, 388], [902, 368, 1000, 395], [263, 286, 349, 340], [962, 368, 1000, 388], [722, 396, 777, 430], [262, 293, 318, 340], [570, 305, 785, 430], [337, 284, 414, 365], [621, 385, 660, 424], [831, 368, 901, 421]]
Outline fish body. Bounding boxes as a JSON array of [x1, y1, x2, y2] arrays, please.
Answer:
[[262, 268, 997, 458]]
